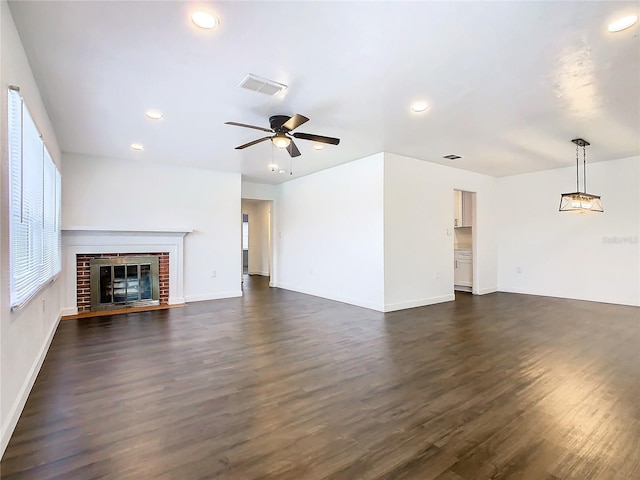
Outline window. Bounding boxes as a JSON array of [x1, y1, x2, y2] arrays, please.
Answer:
[[242, 220, 249, 250], [8, 87, 62, 310]]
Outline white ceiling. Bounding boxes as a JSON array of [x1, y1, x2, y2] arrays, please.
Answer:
[[8, 1, 640, 184]]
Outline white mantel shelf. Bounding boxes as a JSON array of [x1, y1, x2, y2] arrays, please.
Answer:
[[63, 226, 193, 234]]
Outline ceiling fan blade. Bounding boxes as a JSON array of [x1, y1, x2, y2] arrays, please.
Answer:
[[282, 114, 309, 132], [286, 139, 301, 158], [225, 121, 273, 133], [293, 132, 340, 145], [235, 136, 272, 150]]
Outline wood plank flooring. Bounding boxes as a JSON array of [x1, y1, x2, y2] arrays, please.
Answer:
[[2, 276, 639, 479]]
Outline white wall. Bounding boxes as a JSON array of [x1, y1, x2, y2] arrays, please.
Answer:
[[383, 153, 498, 311], [275, 153, 385, 311], [62, 154, 242, 304], [241, 200, 271, 276], [0, 0, 64, 456], [497, 156, 640, 306], [241, 181, 278, 201]]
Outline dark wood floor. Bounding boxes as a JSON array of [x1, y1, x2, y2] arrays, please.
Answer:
[[2, 276, 639, 479]]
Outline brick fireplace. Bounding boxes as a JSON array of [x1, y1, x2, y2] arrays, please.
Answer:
[[62, 228, 191, 316]]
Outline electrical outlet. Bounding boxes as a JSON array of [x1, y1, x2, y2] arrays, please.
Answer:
[[434, 272, 439, 279], [516, 266, 522, 274], [211, 270, 217, 278], [42, 298, 46, 311]]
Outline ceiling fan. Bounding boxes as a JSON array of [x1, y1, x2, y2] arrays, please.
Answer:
[[225, 114, 340, 157]]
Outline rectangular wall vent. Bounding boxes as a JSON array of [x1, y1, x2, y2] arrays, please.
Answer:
[[443, 154, 462, 160], [238, 74, 287, 96]]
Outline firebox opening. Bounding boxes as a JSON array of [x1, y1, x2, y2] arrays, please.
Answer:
[[90, 256, 160, 311]]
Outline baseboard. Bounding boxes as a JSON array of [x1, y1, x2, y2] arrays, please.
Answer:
[[475, 286, 498, 295], [497, 287, 640, 307], [184, 291, 243, 303], [168, 297, 185, 305], [384, 294, 455, 312], [61, 306, 78, 316], [247, 271, 269, 277], [274, 282, 384, 312], [1, 309, 62, 458]]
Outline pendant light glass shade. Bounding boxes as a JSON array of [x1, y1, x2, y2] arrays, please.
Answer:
[[559, 138, 603, 213], [559, 192, 603, 212]]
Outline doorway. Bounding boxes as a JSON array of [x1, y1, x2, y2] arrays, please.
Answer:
[[453, 189, 476, 294], [242, 214, 249, 275], [241, 199, 273, 283]]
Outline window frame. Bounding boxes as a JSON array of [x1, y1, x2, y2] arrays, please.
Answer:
[[8, 86, 62, 311]]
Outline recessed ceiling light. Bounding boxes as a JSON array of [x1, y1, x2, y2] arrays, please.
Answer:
[[145, 110, 163, 120], [608, 15, 638, 32], [410, 102, 429, 113], [313, 144, 324, 150], [191, 11, 218, 29], [130, 143, 144, 151], [443, 154, 462, 160]]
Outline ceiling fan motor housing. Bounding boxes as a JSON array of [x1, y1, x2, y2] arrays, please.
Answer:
[[269, 115, 292, 132]]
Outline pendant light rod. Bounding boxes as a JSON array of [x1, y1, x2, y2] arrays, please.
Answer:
[[583, 143, 587, 193], [575, 143, 580, 191], [571, 138, 590, 193]]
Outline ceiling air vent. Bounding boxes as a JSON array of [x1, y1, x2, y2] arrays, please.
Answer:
[[238, 74, 287, 96], [443, 154, 462, 160]]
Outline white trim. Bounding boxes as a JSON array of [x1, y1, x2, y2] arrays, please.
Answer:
[[62, 226, 192, 234], [497, 288, 640, 307], [184, 291, 243, 303], [274, 282, 384, 312], [476, 286, 498, 295], [384, 294, 455, 312], [1, 309, 62, 458], [454, 286, 473, 293], [61, 306, 78, 316]]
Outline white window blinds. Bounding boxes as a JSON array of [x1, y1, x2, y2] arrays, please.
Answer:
[[8, 87, 62, 310]]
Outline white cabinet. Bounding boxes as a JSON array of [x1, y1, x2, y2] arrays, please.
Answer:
[[454, 250, 472, 287], [454, 191, 473, 227]]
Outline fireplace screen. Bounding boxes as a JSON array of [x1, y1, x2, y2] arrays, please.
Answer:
[[90, 256, 160, 311]]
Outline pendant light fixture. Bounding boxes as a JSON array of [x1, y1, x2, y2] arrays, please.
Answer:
[[559, 138, 603, 212]]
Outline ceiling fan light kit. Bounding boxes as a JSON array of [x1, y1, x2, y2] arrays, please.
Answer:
[[559, 138, 603, 213], [272, 133, 291, 148], [225, 114, 340, 158]]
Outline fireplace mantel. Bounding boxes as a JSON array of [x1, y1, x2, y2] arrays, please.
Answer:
[[62, 226, 193, 235], [62, 227, 192, 315]]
